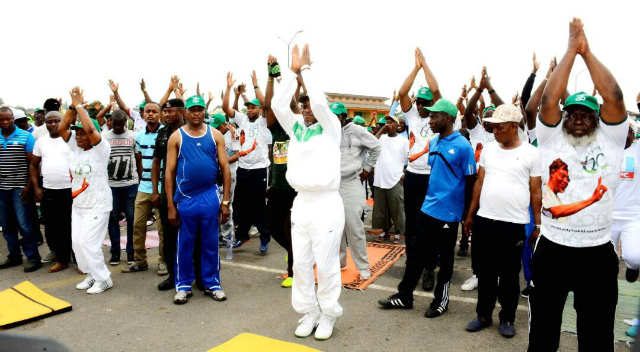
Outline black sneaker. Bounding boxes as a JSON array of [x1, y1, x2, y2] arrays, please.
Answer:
[[466, 317, 492, 332], [422, 269, 435, 291], [521, 285, 533, 298], [498, 321, 516, 338], [158, 277, 174, 291], [24, 260, 42, 273], [626, 268, 639, 283], [378, 294, 413, 309], [109, 255, 120, 266], [0, 257, 22, 269], [425, 305, 447, 318]]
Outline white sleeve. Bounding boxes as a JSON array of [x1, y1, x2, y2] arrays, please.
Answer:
[[271, 69, 300, 138], [402, 138, 409, 165], [33, 139, 42, 157], [529, 146, 542, 177], [95, 138, 111, 158], [535, 113, 563, 146], [300, 68, 342, 143], [599, 119, 629, 152], [129, 109, 146, 132], [478, 143, 487, 168], [234, 111, 249, 130], [468, 122, 484, 143]]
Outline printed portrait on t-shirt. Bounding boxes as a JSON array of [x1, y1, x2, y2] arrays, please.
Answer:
[[542, 157, 607, 220]]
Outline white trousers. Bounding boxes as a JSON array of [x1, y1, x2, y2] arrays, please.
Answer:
[[291, 191, 345, 318], [611, 219, 640, 269], [72, 207, 111, 281]]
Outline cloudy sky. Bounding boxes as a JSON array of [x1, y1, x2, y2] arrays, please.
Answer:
[[2, 0, 639, 111]]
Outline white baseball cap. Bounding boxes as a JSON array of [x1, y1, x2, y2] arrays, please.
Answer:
[[483, 104, 522, 124], [10, 107, 27, 120]]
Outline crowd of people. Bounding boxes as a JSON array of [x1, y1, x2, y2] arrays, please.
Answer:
[[0, 18, 638, 349]]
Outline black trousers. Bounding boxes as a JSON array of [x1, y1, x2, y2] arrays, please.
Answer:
[[528, 236, 618, 352], [473, 216, 524, 323], [403, 171, 435, 272], [398, 213, 458, 308], [266, 186, 296, 277], [233, 167, 270, 243], [160, 193, 179, 279], [41, 188, 72, 264]]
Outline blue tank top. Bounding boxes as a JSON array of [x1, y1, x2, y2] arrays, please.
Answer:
[[174, 126, 219, 203]]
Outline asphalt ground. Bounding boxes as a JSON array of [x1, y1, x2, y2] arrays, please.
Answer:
[[0, 228, 632, 352]]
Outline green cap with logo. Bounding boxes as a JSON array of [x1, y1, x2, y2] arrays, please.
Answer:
[[138, 101, 147, 110], [208, 113, 227, 128], [352, 115, 366, 126], [563, 91, 599, 113], [244, 98, 261, 107], [329, 102, 347, 115], [425, 99, 457, 118], [416, 87, 434, 101], [185, 95, 206, 110], [71, 118, 102, 132], [377, 116, 387, 125]]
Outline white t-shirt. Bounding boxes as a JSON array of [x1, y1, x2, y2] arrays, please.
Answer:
[[32, 124, 48, 140], [68, 137, 113, 212], [129, 109, 147, 133], [33, 134, 72, 189], [373, 134, 409, 189], [404, 105, 433, 174], [477, 142, 541, 224], [234, 111, 271, 170], [613, 141, 640, 221], [537, 116, 627, 247]]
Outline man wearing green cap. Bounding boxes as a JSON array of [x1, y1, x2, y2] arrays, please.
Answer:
[[223, 73, 272, 254], [397, 47, 442, 292], [57, 87, 114, 294], [528, 18, 627, 352], [165, 95, 231, 304], [334, 101, 381, 280], [379, 98, 476, 320]]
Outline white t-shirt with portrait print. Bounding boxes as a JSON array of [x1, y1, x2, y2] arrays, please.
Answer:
[[477, 142, 541, 224], [404, 105, 433, 174], [234, 111, 271, 170], [68, 136, 113, 213], [537, 116, 627, 248]]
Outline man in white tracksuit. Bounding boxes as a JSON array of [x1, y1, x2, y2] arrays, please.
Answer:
[[272, 44, 344, 341]]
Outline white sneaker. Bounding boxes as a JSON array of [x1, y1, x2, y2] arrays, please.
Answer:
[[157, 262, 168, 276], [75, 275, 95, 290], [314, 314, 337, 340], [86, 278, 113, 294], [294, 311, 320, 338], [461, 274, 478, 291], [248, 225, 259, 237]]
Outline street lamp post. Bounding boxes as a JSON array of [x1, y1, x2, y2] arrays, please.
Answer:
[[278, 30, 303, 67]]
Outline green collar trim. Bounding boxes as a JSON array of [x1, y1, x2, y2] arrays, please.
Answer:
[[293, 121, 323, 142]]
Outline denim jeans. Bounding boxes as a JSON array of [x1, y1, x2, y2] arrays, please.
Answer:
[[107, 184, 138, 258], [0, 188, 40, 262]]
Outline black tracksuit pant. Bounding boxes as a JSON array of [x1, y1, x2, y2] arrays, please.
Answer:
[[233, 167, 270, 243], [472, 216, 524, 323], [403, 171, 435, 273], [41, 188, 72, 264], [528, 236, 618, 352], [398, 213, 458, 309], [266, 186, 296, 277]]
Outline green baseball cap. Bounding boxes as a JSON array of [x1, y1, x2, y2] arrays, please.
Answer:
[[377, 116, 386, 125], [244, 98, 261, 107], [185, 95, 206, 110], [138, 101, 147, 110], [329, 102, 347, 115], [563, 91, 600, 113], [425, 99, 457, 118], [352, 115, 366, 126], [71, 118, 102, 132], [416, 87, 434, 101], [208, 113, 227, 128], [367, 126, 373, 133], [482, 105, 496, 118]]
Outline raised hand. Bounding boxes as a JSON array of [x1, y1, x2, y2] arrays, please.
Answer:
[[208, 91, 214, 102], [169, 75, 180, 92], [226, 72, 236, 89], [300, 44, 311, 68], [140, 78, 146, 92], [70, 86, 85, 107], [546, 57, 557, 79], [196, 82, 201, 96], [175, 83, 186, 99], [237, 83, 246, 95], [512, 92, 520, 105], [290, 45, 302, 73], [532, 52, 540, 73], [415, 47, 424, 69], [469, 76, 477, 90], [108, 79, 119, 93], [569, 17, 588, 55], [461, 85, 468, 99], [479, 67, 488, 89]]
